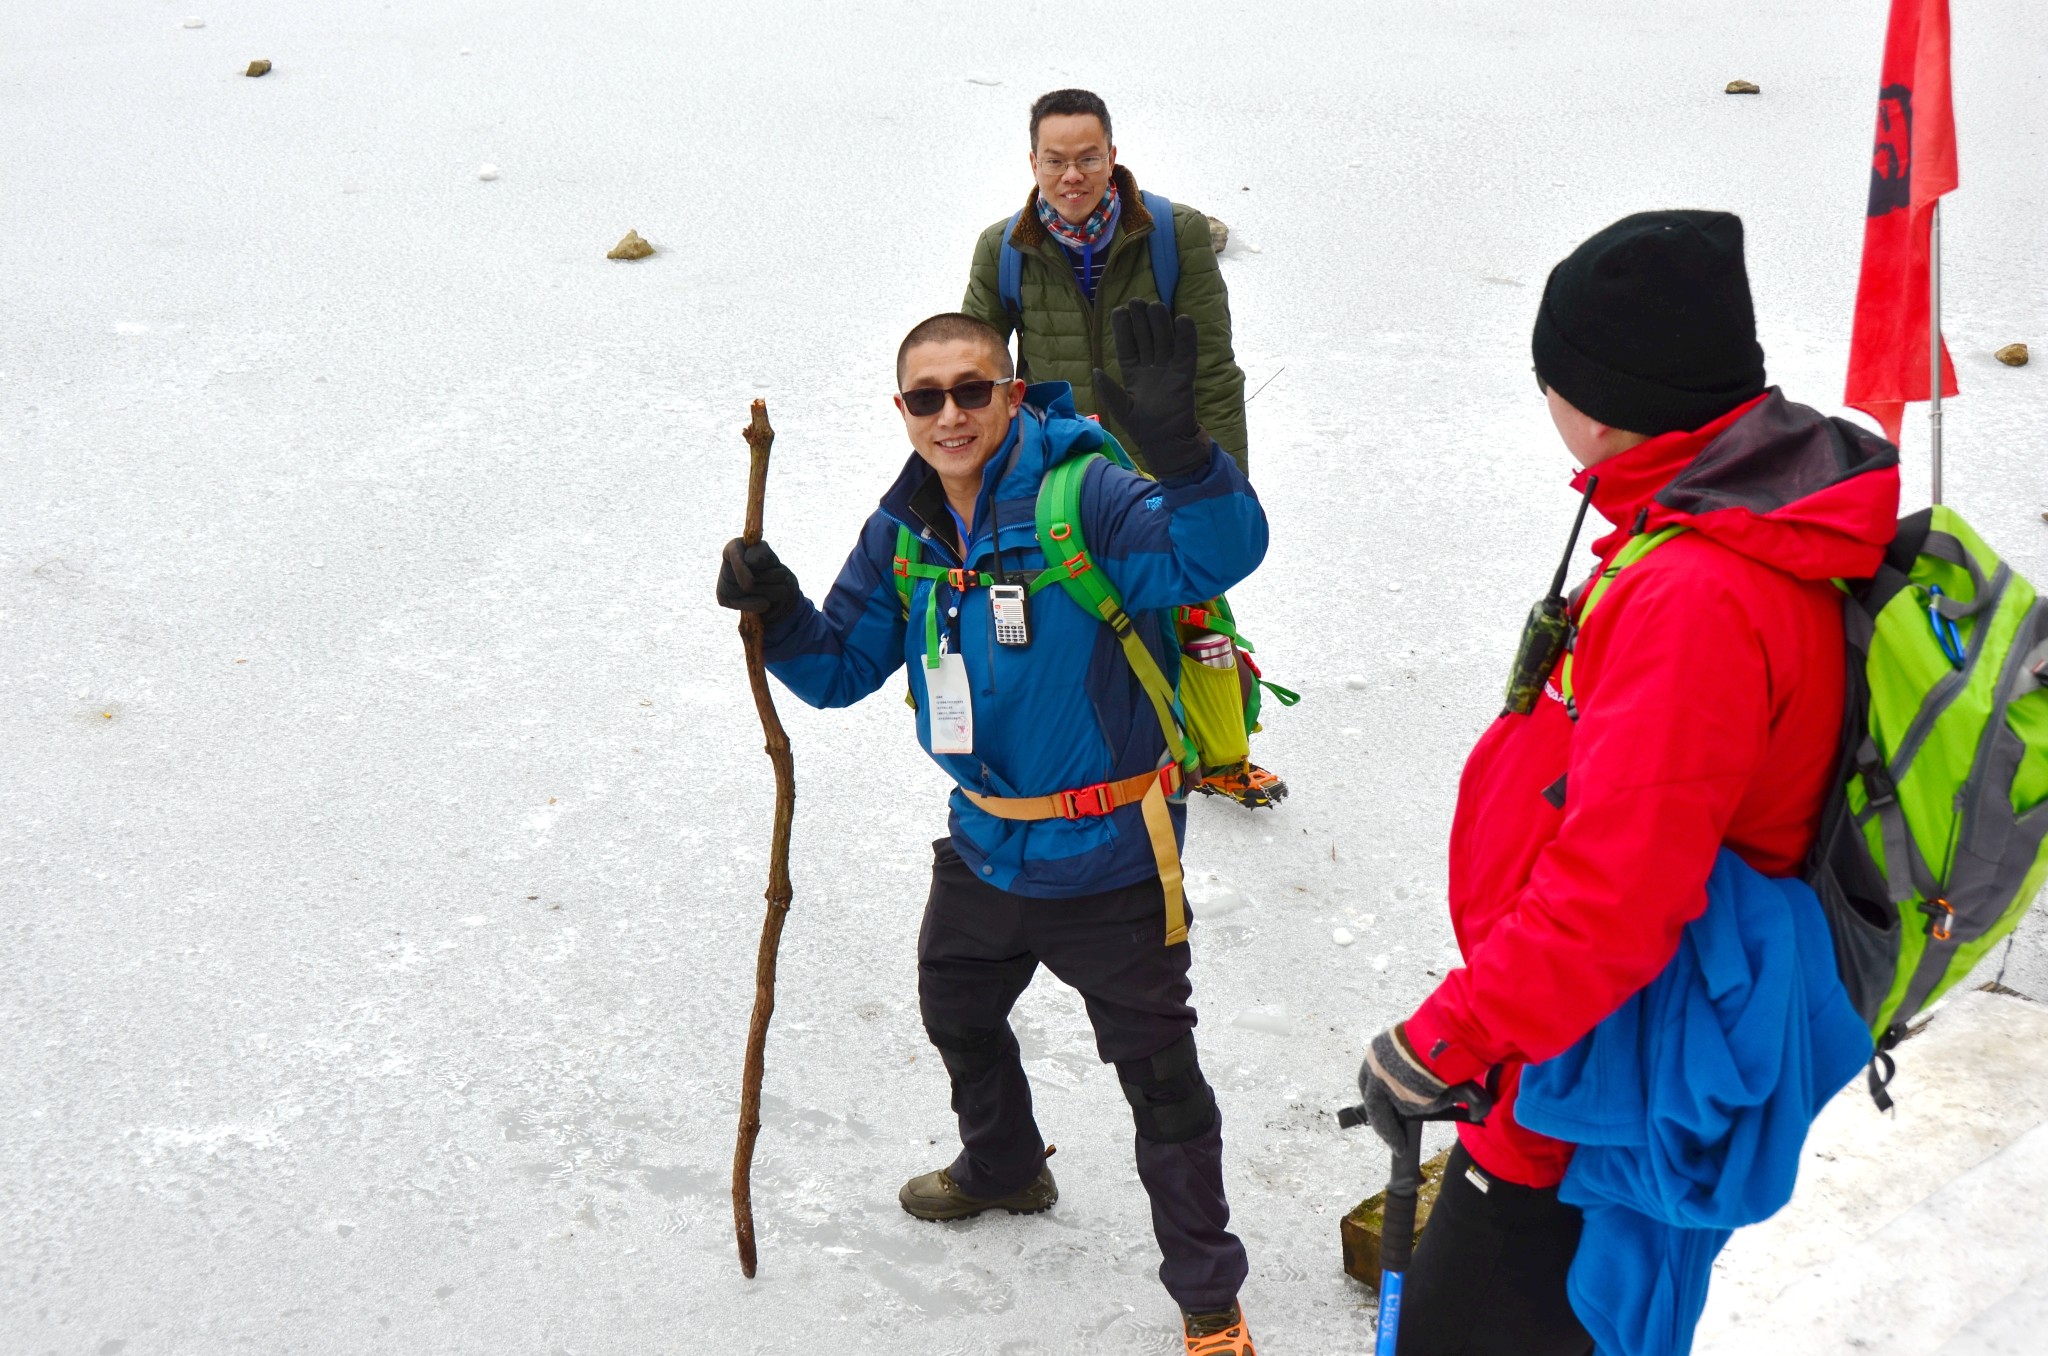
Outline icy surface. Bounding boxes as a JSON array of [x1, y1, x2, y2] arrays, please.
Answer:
[[1699, 992, 2048, 1355], [3, 2, 2045, 1353]]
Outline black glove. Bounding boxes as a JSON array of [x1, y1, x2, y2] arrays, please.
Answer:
[[1092, 299, 1213, 481], [716, 538, 802, 624], [1355, 1024, 1473, 1154]]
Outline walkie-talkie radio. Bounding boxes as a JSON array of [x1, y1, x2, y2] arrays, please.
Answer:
[[1502, 476, 1598, 716]]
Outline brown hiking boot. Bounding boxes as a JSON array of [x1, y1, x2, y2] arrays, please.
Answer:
[[1183, 1302, 1257, 1355], [1196, 760, 1288, 809], [897, 1163, 1057, 1222]]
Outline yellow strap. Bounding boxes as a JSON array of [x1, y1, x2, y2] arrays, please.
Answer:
[[959, 766, 1175, 820], [1108, 608, 1194, 771], [956, 766, 1188, 947], [1139, 775, 1188, 945]]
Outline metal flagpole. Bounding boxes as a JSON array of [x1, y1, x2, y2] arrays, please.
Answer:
[[1929, 199, 1944, 505]]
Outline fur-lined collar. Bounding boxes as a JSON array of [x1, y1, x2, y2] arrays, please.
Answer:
[[1008, 164, 1156, 251]]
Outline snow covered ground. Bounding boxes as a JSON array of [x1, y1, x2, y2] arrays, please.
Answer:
[[3, 3, 2044, 1353]]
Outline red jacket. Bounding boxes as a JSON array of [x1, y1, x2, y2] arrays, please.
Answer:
[[1404, 392, 1901, 1187]]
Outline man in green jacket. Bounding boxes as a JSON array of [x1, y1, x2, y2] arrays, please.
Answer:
[[964, 88, 1282, 810], [962, 88, 1250, 475]]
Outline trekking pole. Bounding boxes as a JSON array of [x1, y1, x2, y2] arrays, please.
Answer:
[[1336, 1080, 1494, 1350], [730, 399, 796, 1279], [1374, 1117, 1427, 1356]]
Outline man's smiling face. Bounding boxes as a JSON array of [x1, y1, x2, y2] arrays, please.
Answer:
[[1031, 112, 1115, 226], [894, 337, 1024, 494]]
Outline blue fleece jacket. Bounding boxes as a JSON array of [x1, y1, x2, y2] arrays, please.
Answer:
[[1517, 850, 1873, 1356], [760, 382, 1268, 898]]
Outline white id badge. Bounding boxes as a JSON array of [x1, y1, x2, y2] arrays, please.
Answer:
[[926, 651, 974, 754]]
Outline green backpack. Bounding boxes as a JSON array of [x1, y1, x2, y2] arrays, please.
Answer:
[[1811, 506, 2048, 1103], [1572, 506, 2048, 1108], [890, 449, 1297, 777]]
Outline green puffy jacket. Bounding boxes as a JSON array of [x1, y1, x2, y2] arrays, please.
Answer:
[[962, 166, 1249, 473]]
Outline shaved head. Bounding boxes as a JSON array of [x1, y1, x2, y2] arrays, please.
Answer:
[[896, 313, 1014, 388]]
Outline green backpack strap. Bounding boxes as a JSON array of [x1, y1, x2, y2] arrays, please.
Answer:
[[892, 524, 996, 669], [1033, 454, 1198, 776], [1558, 524, 1688, 716]]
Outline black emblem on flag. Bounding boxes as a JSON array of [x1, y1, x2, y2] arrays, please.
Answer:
[[1867, 83, 1912, 217]]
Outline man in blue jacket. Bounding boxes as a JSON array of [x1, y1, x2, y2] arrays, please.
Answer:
[[717, 303, 1267, 1354]]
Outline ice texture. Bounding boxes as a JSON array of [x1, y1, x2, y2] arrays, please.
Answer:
[[4, 2, 2046, 1353]]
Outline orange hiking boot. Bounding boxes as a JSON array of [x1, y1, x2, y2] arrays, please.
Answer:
[[1195, 759, 1288, 810], [1183, 1302, 1257, 1355]]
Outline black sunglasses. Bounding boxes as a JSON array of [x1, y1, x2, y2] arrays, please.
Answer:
[[898, 378, 1015, 418]]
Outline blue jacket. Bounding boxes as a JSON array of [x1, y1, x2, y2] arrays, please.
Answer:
[[1516, 850, 1873, 1356], [760, 383, 1268, 898]]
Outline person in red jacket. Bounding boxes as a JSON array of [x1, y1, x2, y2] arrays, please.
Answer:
[[1354, 211, 1901, 1355]]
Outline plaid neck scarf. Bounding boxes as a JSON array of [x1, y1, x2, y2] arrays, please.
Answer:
[[1035, 178, 1121, 251]]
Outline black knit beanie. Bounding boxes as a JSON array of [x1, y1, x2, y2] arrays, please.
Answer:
[[1531, 210, 1768, 437]]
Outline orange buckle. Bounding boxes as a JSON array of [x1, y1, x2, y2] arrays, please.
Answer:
[[892, 556, 910, 578], [1178, 606, 1210, 627], [1928, 897, 1955, 942], [1048, 523, 1072, 541], [1063, 553, 1092, 577], [948, 568, 972, 590], [1158, 765, 1181, 796], [1058, 781, 1117, 819]]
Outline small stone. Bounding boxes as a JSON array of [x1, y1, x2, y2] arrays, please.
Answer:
[[246, 60, 272, 77], [1332, 928, 1355, 946], [1205, 216, 1229, 253], [182, 17, 206, 29], [607, 230, 654, 261], [1995, 343, 2029, 367], [1726, 80, 1761, 95], [477, 163, 499, 181]]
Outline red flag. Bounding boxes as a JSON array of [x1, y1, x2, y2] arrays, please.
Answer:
[[1844, 0, 1959, 443]]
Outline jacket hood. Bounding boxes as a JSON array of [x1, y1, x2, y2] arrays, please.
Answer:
[[1573, 390, 1900, 581], [876, 382, 1116, 539], [1007, 165, 1159, 253]]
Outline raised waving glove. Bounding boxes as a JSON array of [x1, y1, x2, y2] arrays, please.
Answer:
[[1092, 298, 1213, 481], [1355, 1023, 1466, 1154], [717, 538, 802, 625]]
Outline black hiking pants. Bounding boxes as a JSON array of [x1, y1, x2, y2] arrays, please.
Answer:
[[1396, 1142, 1594, 1356], [916, 838, 1248, 1314]]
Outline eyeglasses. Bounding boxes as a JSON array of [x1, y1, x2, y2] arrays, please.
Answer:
[[1037, 155, 1107, 176], [897, 378, 1016, 418]]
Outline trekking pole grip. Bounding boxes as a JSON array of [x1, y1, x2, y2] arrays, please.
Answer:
[[731, 398, 796, 1280], [1379, 1116, 1427, 1277]]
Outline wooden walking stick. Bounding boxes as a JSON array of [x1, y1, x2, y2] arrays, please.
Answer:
[[731, 399, 795, 1279]]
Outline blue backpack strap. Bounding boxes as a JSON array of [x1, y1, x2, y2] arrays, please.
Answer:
[[1140, 191, 1179, 312], [997, 210, 1026, 324]]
